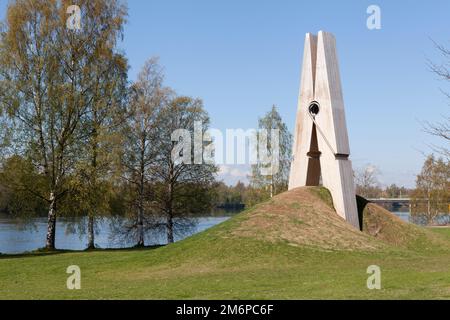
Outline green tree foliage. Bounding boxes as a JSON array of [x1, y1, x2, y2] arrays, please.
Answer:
[[72, 40, 128, 249], [213, 180, 277, 209], [411, 155, 450, 225], [213, 181, 246, 209], [383, 184, 411, 198], [0, 155, 47, 218]]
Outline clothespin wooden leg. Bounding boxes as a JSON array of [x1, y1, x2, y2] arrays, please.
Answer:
[[290, 31, 360, 230]]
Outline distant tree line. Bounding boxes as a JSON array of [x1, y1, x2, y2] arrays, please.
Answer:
[[354, 166, 414, 199]]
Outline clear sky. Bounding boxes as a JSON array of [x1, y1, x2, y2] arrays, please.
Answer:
[[1, 0, 449, 187]]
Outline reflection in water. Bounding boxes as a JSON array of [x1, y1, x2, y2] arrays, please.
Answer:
[[0, 215, 230, 254]]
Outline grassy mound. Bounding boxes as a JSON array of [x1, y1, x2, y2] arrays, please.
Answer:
[[357, 195, 447, 249]]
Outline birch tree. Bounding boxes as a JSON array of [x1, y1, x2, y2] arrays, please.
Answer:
[[120, 57, 170, 247], [250, 105, 292, 198], [75, 53, 128, 249]]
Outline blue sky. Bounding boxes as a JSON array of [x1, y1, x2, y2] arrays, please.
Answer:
[[1, 0, 449, 187]]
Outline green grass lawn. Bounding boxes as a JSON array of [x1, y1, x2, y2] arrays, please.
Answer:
[[428, 227, 450, 240], [0, 220, 449, 299], [1, 188, 449, 300]]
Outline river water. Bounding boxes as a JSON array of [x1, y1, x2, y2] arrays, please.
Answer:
[[0, 209, 443, 254], [0, 215, 231, 254]]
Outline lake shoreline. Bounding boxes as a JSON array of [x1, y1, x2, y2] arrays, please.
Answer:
[[0, 244, 164, 259]]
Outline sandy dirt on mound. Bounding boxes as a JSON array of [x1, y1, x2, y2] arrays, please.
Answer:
[[232, 187, 381, 251]]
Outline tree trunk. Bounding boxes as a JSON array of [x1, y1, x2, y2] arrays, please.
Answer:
[[137, 205, 145, 247], [87, 215, 95, 249], [167, 213, 174, 244], [270, 175, 274, 198], [45, 192, 57, 250], [136, 132, 146, 247], [88, 126, 98, 250], [167, 173, 175, 244]]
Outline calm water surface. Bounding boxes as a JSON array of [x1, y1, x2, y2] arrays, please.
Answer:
[[0, 215, 231, 254]]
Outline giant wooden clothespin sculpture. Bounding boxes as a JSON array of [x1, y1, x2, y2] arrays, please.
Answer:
[[289, 31, 360, 229]]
